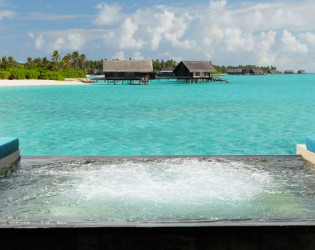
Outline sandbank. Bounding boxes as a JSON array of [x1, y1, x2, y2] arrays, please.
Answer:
[[0, 79, 87, 88]]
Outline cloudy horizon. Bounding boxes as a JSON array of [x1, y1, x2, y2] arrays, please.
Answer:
[[1, 0, 315, 71]]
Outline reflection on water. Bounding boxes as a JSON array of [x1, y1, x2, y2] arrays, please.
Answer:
[[0, 157, 314, 226]]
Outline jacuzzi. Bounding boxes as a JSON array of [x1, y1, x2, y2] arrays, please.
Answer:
[[0, 155, 314, 249]]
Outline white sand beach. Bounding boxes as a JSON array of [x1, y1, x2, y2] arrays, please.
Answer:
[[0, 79, 88, 88]]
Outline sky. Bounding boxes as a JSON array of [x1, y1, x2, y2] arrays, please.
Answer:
[[1, 0, 315, 71]]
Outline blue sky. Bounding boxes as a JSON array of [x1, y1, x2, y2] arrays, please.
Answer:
[[1, 0, 315, 71]]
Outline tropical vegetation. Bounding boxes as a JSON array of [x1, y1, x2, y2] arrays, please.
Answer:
[[212, 64, 280, 74], [0, 50, 87, 80], [0, 50, 281, 79]]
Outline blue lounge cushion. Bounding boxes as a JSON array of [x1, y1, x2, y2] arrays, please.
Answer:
[[0, 137, 19, 159], [306, 136, 315, 153]]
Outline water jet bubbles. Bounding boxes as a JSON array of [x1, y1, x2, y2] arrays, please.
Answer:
[[0, 157, 314, 224]]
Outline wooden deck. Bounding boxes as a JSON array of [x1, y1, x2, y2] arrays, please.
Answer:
[[95, 77, 150, 85], [176, 77, 229, 84]]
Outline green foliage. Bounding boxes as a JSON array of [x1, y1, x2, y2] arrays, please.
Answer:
[[0, 70, 11, 79], [85, 59, 103, 74], [39, 70, 64, 80], [8, 68, 25, 79], [25, 69, 40, 79], [60, 69, 86, 78], [213, 64, 279, 74], [152, 59, 177, 70]]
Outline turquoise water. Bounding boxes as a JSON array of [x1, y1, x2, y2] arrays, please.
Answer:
[[0, 74, 315, 155]]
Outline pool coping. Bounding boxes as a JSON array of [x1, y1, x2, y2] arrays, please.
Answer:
[[20, 154, 301, 161]]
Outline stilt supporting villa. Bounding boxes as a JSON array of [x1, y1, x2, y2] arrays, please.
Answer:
[[103, 60, 153, 85], [173, 61, 229, 83]]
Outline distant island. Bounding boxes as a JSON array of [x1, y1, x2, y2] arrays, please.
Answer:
[[0, 49, 287, 80]]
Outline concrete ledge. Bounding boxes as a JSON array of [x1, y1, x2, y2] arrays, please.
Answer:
[[0, 149, 20, 169], [297, 144, 315, 165], [0, 137, 19, 159], [0, 226, 314, 250]]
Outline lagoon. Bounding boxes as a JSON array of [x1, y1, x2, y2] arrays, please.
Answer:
[[0, 74, 314, 155]]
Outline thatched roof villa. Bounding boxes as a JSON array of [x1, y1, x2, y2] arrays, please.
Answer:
[[103, 60, 153, 79], [173, 61, 216, 78], [227, 68, 242, 75], [156, 68, 175, 79], [249, 68, 264, 75], [298, 70, 306, 74], [268, 69, 277, 74], [284, 70, 294, 74]]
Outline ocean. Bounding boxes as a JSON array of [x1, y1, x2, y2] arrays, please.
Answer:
[[0, 74, 314, 155]]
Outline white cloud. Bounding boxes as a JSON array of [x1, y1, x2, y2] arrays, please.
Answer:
[[257, 51, 276, 66], [20, 12, 84, 21], [256, 31, 276, 51], [150, 10, 176, 50], [31, 32, 86, 51], [51, 33, 86, 50], [270, 9, 305, 31], [94, 3, 121, 25], [0, 10, 14, 21], [158, 52, 170, 58], [27, 32, 34, 39], [224, 28, 254, 52], [281, 29, 308, 53], [209, 0, 227, 9], [132, 51, 144, 60], [112, 51, 125, 60], [35, 35, 45, 49], [67, 33, 86, 50], [119, 18, 145, 50], [299, 32, 315, 47]]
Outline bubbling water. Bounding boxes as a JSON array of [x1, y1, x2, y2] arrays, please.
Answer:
[[0, 158, 314, 225]]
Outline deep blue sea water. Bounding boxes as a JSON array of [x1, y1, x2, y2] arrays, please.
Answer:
[[0, 74, 314, 155]]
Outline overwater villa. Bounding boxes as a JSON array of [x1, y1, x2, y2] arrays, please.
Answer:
[[173, 61, 229, 83], [173, 61, 216, 78], [249, 68, 264, 75], [268, 69, 277, 74], [155, 68, 176, 79], [227, 68, 242, 75], [103, 60, 153, 84], [298, 70, 306, 74], [284, 70, 294, 74]]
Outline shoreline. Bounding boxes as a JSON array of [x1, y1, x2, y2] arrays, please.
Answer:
[[0, 79, 88, 88]]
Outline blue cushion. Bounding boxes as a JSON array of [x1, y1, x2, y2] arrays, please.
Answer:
[[306, 136, 315, 153], [0, 137, 19, 159]]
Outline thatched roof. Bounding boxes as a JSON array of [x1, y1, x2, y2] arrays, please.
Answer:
[[103, 60, 153, 72], [251, 68, 263, 74], [180, 61, 216, 72], [228, 68, 242, 73]]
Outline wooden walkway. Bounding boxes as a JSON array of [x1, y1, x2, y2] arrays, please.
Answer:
[[176, 77, 229, 84], [89, 76, 229, 85], [93, 77, 150, 85]]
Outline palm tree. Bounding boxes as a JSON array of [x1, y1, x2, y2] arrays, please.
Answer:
[[71, 51, 80, 69], [7, 56, 15, 68], [33, 57, 42, 68], [79, 53, 86, 71], [42, 57, 49, 68], [51, 50, 60, 63], [1, 57, 8, 70], [26, 57, 33, 68]]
